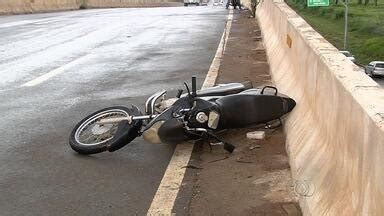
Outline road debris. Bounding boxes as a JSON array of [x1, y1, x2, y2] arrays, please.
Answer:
[[207, 156, 230, 163], [235, 157, 253, 164], [249, 144, 261, 150], [182, 165, 203, 170], [246, 131, 265, 140]]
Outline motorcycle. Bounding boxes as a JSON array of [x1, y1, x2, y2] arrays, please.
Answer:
[[69, 76, 296, 154]]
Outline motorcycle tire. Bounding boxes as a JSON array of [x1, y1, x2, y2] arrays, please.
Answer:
[[69, 106, 142, 155]]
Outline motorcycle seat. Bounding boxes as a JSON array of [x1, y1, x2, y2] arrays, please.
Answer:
[[215, 93, 295, 128]]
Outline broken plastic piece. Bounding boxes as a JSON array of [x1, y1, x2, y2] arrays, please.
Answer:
[[246, 131, 265, 140]]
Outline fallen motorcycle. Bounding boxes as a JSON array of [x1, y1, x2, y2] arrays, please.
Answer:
[[69, 76, 296, 154]]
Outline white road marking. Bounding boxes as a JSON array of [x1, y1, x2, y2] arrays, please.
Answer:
[[0, 20, 40, 28], [0, 15, 71, 28], [146, 9, 234, 216], [146, 144, 194, 216], [21, 54, 93, 87], [202, 9, 233, 89]]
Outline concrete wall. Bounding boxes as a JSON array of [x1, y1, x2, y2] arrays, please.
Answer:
[[256, 0, 384, 215], [85, 0, 181, 8], [0, 0, 83, 14], [0, 0, 180, 14]]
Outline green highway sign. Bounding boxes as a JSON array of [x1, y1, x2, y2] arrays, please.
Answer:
[[307, 0, 329, 7]]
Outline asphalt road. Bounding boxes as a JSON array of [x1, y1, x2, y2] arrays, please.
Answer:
[[373, 77, 384, 86], [0, 7, 227, 215]]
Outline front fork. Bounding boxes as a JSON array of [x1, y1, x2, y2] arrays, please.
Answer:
[[97, 90, 169, 125]]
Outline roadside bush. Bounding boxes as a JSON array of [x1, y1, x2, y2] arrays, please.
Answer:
[[318, 7, 328, 16], [359, 21, 384, 35], [359, 37, 384, 60], [298, 3, 307, 9], [332, 9, 344, 19], [324, 7, 334, 14]]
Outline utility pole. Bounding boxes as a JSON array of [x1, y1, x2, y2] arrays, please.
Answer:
[[341, 0, 349, 50]]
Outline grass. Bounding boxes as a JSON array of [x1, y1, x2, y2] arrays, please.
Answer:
[[286, 0, 384, 64]]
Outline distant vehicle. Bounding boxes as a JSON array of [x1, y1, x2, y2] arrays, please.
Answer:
[[340, 51, 356, 62], [184, 0, 207, 6], [213, 0, 224, 5], [365, 61, 384, 77]]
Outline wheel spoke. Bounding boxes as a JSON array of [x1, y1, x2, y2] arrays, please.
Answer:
[[84, 132, 97, 143], [74, 109, 130, 146]]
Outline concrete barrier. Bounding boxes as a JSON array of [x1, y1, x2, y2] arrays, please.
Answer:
[[85, 0, 182, 8], [255, 0, 384, 215], [0, 0, 82, 14], [0, 0, 181, 14]]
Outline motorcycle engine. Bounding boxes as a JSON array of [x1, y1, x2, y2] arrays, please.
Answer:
[[142, 121, 164, 144]]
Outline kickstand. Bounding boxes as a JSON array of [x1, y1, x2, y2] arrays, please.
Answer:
[[208, 142, 213, 152], [204, 131, 235, 153], [200, 132, 213, 152]]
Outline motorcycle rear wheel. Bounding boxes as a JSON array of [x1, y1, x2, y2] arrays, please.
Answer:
[[69, 106, 141, 155]]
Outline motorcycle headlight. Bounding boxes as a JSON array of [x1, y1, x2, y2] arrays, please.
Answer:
[[208, 111, 220, 129]]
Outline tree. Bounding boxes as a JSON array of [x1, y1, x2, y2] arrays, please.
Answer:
[[251, 0, 259, 18]]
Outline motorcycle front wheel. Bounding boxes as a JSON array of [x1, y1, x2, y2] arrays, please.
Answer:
[[69, 106, 142, 155]]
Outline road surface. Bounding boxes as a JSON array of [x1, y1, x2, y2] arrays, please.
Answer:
[[0, 7, 227, 215], [373, 77, 384, 87]]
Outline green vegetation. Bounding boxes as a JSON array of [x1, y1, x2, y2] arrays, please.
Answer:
[[286, 0, 384, 64]]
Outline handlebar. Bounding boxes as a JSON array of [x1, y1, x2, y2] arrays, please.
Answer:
[[192, 76, 197, 97]]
